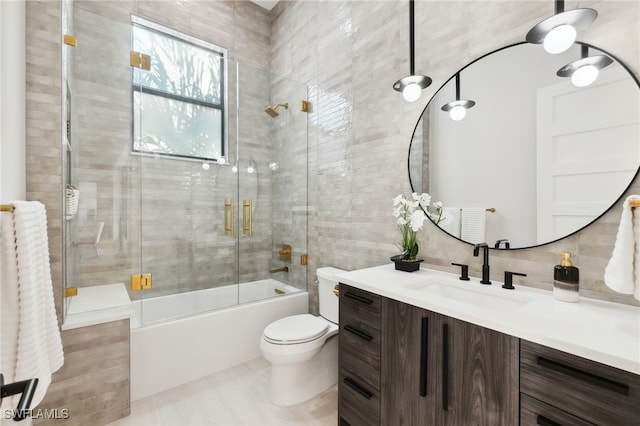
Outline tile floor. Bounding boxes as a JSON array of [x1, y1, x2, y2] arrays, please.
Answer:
[[106, 358, 338, 426]]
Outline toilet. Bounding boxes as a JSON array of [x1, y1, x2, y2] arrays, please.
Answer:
[[260, 267, 344, 406]]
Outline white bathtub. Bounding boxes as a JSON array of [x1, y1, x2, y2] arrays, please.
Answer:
[[130, 279, 308, 401]]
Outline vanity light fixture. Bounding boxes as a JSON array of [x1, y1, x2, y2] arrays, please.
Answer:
[[557, 45, 612, 87], [525, 0, 597, 54], [441, 73, 475, 121], [247, 161, 255, 174], [393, 0, 432, 102]]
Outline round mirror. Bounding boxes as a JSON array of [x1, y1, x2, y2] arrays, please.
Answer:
[[409, 42, 640, 249]]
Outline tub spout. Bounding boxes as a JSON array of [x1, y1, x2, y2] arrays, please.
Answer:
[[269, 266, 289, 273]]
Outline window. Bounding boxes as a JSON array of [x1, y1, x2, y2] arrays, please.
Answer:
[[131, 17, 226, 162]]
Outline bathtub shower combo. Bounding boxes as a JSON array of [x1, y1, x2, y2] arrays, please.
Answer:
[[62, 6, 310, 400]]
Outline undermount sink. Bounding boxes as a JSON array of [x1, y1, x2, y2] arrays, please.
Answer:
[[407, 277, 532, 311]]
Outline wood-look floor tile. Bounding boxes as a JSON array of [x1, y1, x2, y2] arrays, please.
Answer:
[[106, 357, 337, 426]]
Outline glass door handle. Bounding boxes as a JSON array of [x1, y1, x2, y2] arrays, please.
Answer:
[[224, 198, 234, 236], [242, 199, 253, 236]]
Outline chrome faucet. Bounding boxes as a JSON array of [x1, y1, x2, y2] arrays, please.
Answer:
[[269, 266, 289, 273], [473, 243, 491, 284]]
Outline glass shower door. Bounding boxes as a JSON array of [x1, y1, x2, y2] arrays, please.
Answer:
[[134, 40, 240, 326], [236, 62, 309, 300]]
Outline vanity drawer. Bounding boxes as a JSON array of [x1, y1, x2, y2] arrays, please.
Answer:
[[340, 340, 380, 391], [520, 394, 595, 426], [339, 368, 380, 426], [520, 340, 640, 426], [339, 284, 381, 330], [340, 320, 380, 388]]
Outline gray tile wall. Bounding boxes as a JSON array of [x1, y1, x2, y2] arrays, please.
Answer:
[[269, 0, 640, 312]]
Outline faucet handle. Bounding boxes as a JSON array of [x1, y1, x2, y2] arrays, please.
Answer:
[[451, 263, 470, 281], [494, 239, 510, 249], [503, 271, 527, 290]]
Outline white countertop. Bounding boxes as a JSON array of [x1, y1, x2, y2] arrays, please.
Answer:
[[336, 264, 640, 375], [62, 283, 133, 330]]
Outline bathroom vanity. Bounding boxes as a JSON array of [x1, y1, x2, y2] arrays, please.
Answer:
[[336, 265, 640, 426]]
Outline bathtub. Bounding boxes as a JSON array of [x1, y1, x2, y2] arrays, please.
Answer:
[[130, 279, 308, 401]]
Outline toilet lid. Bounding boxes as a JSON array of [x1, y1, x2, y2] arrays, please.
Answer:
[[263, 314, 329, 344]]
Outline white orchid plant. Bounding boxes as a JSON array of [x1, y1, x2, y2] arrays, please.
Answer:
[[391, 193, 445, 262]]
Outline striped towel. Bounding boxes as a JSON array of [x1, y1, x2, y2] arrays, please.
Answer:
[[1, 201, 64, 408], [461, 208, 486, 244]]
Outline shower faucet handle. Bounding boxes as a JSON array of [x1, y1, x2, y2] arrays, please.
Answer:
[[279, 244, 292, 262]]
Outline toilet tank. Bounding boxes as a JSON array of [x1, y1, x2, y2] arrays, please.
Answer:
[[317, 267, 345, 324]]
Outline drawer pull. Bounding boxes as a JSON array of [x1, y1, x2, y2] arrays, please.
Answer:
[[344, 291, 373, 305], [536, 356, 629, 396], [419, 316, 429, 397], [536, 415, 562, 426], [344, 325, 373, 341], [442, 323, 449, 411], [343, 377, 372, 400]]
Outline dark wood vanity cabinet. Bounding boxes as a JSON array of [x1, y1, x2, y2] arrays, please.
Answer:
[[381, 298, 519, 426], [338, 284, 382, 426], [435, 313, 519, 425], [338, 284, 639, 426], [338, 286, 518, 426], [520, 340, 640, 426]]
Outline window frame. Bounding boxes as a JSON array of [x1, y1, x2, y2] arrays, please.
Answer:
[[130, 15, 229, 163]]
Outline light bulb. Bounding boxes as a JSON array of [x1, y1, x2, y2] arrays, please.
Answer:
[[543, 24, 577, 54], [268, 162, 278, 171], [232, 165, 238, 173], [571, 64, 599, 87], [402, 83, 422, 102], [201, 162, 210, 170], [449, 105, 467, 121], [217, 157, 226, 165], [247, 164, 255, 174]]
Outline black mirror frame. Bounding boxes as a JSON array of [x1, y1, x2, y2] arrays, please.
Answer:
[[408, 41, 640, 250]]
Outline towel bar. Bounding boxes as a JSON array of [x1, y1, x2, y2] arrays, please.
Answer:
[[0, 204, 15, 212], [630, 199, 640, 208]]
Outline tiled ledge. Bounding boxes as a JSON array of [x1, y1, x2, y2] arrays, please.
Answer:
[[62, 283, 133, 330]]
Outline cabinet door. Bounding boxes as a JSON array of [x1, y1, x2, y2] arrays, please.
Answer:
[[437, 316, 519, 426], [381, 298, 439, 426]]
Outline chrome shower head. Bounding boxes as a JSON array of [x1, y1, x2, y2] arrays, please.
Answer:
[[264, 103, 288, 117]]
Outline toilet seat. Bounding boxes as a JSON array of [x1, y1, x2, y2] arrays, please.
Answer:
[[263, 314, 330, 345]]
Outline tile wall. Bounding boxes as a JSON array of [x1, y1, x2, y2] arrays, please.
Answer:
[[36, 0, 640, 320], [267, 0, 640, 311]]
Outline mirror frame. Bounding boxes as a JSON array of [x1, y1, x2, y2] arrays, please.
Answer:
[[408, 41, 640, 250]]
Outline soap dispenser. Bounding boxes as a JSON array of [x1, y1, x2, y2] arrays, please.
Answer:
[[553, 252, 579, 302]]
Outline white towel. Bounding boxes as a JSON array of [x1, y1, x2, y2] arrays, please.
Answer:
[[439, 207, 461, 238], [604, 195, 640, 300], [1, 206, 20, 400], [461, 208, 486, 244], [1, 201, 64, 408]]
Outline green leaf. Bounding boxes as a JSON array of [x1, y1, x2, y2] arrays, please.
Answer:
[[409, 243, 419, 258]]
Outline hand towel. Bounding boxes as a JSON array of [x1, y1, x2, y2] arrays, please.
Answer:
[[439, 207, 461, 238], [461, 208, 486, 244], [1, 206, 20, 396], [2, 201, 64, 408], [604, 195, 640, 300]]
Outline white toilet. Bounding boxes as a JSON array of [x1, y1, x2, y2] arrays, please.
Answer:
[[260, 266, 344, 406]]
